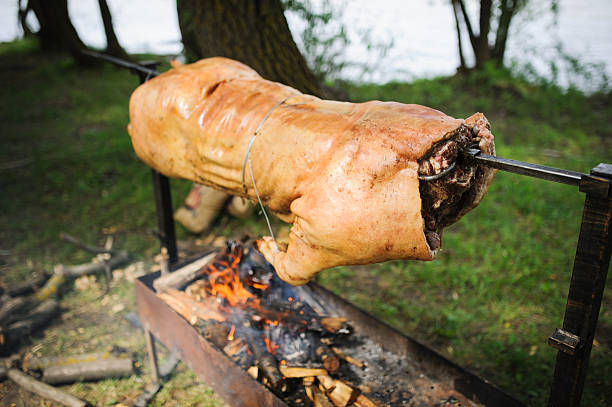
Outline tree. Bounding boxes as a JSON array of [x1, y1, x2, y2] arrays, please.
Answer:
[[25, 0, 128, 65], [176, 0, 323, 97], [28, 0, 97, 65], [97, 0, 130, 60], [451, 0, 527, 70]]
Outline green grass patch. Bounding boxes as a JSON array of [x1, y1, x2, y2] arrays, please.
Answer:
[[1, 41, 610, 405]]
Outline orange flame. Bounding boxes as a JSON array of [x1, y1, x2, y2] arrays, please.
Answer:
[[228, 325, 235, 341], [204, 249, 261, 307], [263, 336, 279, 355]]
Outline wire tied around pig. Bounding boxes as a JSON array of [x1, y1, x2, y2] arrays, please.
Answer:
[[241, 94, 297, 248]]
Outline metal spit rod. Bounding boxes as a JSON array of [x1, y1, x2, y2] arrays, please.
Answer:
[[460, 148, 584, 186], [83, 50, 160, 78]]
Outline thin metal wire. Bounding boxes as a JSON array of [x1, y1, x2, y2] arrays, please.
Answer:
[[241, 94, 296, 243], [248, 157, 275, 242], [242, 95, 295, 194]]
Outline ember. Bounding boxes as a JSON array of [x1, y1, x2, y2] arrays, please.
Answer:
[[155, 241, 481, 406]]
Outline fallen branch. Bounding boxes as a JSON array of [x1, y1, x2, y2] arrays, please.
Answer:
[[23, 351, 122, 371], [1, 300, 59, 346], [60, 232, 115, 255], [6, 272, 50, 297], [0, 296, 30, 326], [35, 251, 129, 301], [54, 250, 129, 279], [7, 368, 87, 407], [42, 357, 133, 384], [35, 274, 67, 301]]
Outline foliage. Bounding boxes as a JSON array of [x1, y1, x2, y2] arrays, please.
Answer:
[[283, 0, 392, 81]]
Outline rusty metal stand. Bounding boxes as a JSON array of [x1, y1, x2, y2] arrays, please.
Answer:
[[145, 329, 161, 383], [151, 169, 178, 265], [547, 164, 612, 407]]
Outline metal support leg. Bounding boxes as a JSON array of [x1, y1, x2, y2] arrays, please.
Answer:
[[145, 329, 160, 383], [136, 60, 178, 267], [151, 170, 178, 265], [548, 164, 612, 406]]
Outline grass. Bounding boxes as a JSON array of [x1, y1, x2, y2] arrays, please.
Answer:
[[0, 38, 610, 406]]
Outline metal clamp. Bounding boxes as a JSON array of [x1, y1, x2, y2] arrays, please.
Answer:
[[548, 328, 582, 356]]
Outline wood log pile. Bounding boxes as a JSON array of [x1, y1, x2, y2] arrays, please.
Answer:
[[0, 233, 135, 406], [155, 241, 380, 407], [0, 233, 129, 354]]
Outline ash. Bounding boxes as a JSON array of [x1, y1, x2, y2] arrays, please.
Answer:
[[334, 335, 480, 407]]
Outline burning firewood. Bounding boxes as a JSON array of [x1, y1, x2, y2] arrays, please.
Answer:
[[315, 342, 340, 374], [242, 328, 286, 393], [154, 241, 377, 403], [353, 393, 380, 407], [247, 365, 259, 379], [331, 347, 365, 370], [319, 317, 350, 334], [317, 375, 357, 407], [278, 365, 327, 378], [157, 288, 224, 324], [222, 338, 253, 368], [197, 319, 230, 349], [312, 384, 335, 407], [153, 252, 216, 292]]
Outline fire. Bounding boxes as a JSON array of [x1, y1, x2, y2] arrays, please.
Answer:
[[251, 282, 268, 290], [203, 245, 261, 307], [263, 335, 279, 355], [228, 325, 235, 341]]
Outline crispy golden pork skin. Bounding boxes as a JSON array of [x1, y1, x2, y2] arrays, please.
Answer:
[[128, 57, 495, 285]]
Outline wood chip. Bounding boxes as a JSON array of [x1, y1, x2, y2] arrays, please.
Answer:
[[247, 366, 258, 379], [353, 393, 380, 407]]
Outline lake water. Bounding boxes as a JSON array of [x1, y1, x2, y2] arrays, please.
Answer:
[[1, 0, 611, 89]]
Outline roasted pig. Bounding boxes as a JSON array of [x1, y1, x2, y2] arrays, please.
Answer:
[[128, 57, 496, 285]]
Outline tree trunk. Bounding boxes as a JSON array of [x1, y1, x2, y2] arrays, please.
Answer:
[[97, 0, 130, 60], [475, 0, 492, 68], [29, 0, 96, 65], [176, 0, 323, 98], [451, 0, 467, 72], [454, 0, 523, 70], [18, 0, 35, 37], [492, 0, 518, 66]]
